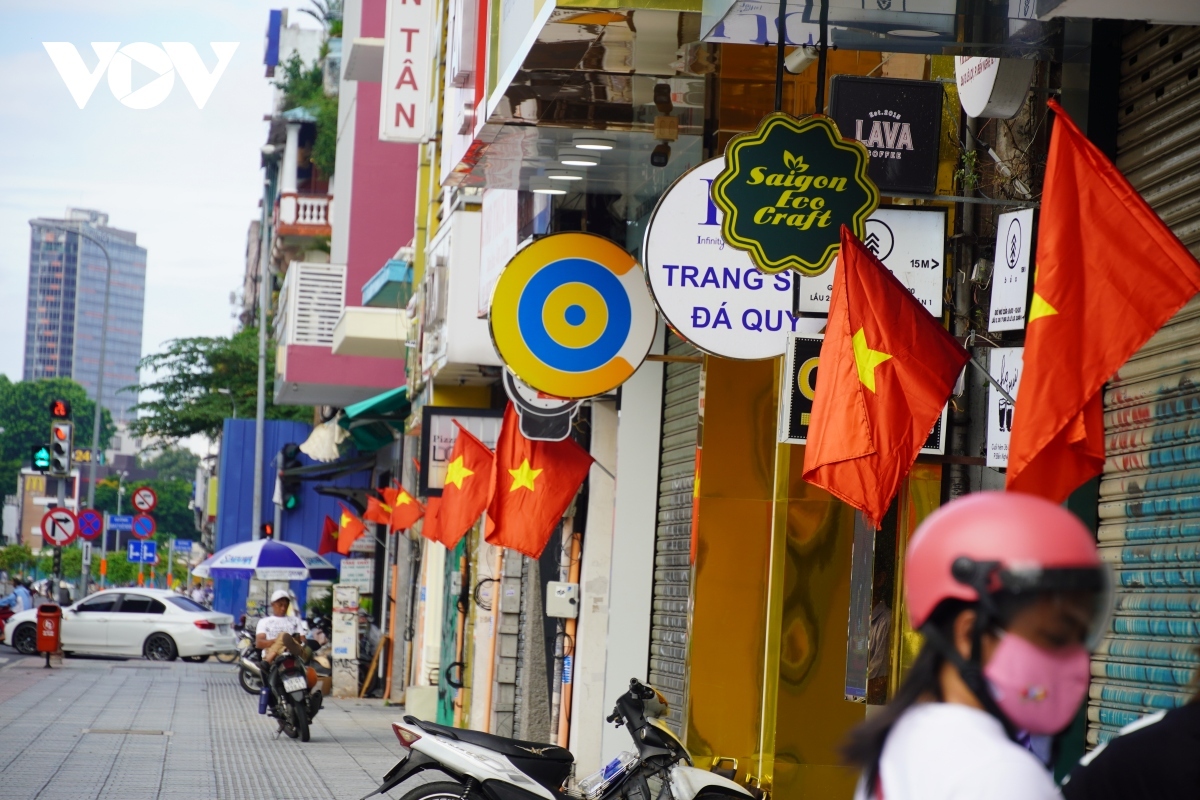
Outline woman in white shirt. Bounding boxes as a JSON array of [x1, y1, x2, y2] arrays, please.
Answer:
[[844, 492, 1109, 800]]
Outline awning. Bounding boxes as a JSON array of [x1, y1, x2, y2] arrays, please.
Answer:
[[338, 385, 410, 452]]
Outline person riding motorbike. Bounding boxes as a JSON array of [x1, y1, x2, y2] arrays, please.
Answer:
[[0, 578, 33, 613], [843, 492, 1109, 800], [255, 589, 309, 663]]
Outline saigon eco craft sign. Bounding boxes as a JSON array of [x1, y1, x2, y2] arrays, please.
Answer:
[[712, 113, 879, 277]]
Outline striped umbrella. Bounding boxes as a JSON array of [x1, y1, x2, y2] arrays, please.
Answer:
[[191, 539, 338, 581]]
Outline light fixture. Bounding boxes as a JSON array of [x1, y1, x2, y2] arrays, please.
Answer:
[[573, 136, 616, 151], [546, 169, 584, 181], [530, 178, 566, 195], [887, 29, 939, 37], [558, 147, 599, 167]]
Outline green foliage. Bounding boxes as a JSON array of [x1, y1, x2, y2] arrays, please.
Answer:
[[0, 545, 35, 576], [275, 53, 338, 176], [0, 377, 116, 497], [956, 149, 981, 191], [307, 591, 333, 618], [137, 446, 201, 482], [128, 328, 311, 441]]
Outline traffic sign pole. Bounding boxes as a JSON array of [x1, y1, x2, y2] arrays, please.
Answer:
[[54, 476, 65, 603]]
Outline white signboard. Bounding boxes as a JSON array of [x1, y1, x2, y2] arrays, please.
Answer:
[[986, 347, 1024, 468], [988, 209, 1034, 332], [339, 558, 374, 592], [955, 57, 1036, 119], [643, 157, 823, 360], [479, 189, 520, 317], [796, 207, 947, 316], [380, 0, 436, 142]]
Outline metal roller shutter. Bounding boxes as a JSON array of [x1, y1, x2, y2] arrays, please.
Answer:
[[1092, 22, 1200, 748], [648, 332, 702, 734]]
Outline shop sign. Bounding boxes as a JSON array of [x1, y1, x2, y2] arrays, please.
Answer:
[[828, 76, 944, 195], [489, 232, 657, 399], [380, 0, 436, 142], [988, 209, 1034, 331], [986, 347, 1024, 468], [955, 57, 1036, 120], [712, 113, 879, 277], [339, 558, 374, 592], [643, 158, 824, 360], [779, 333, 946, 454], [796, 207, 947, 316], [503, 369, 581, 442], [419, 406, 503, 497]]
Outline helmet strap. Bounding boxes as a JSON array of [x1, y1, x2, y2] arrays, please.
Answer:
[[921, 622, 1019, 742]]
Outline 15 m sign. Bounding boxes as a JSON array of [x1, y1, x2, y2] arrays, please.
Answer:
[[380, 0, 435, 143]]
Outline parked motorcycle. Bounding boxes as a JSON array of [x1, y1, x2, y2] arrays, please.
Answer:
[[260, 633, 324, 742], [363, 678, 752, 800]]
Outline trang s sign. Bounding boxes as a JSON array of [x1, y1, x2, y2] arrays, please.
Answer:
[[712, 113, 878, 276], [644, 157, 823, 360], [380, 0, 435, 142]]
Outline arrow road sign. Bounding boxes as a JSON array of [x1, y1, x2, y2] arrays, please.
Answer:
[[131, 513, 156, 540], [81, 542, 92, 567], [132, 487, 158, 513], [78, 509, 103, 540], [127, 540, 156, 563], [41, 508, 78, 547], [109, 514, 134, 532]]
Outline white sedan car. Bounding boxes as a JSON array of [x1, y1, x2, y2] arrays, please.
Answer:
[[2, 588, 235, 662]]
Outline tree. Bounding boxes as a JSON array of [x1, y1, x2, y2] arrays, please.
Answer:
[[275, 53, 338, 176], [0, 376, 116, 497], [0, 544, 35, 577], [128, 329, 311, 441], [138, 446, 201, 482]]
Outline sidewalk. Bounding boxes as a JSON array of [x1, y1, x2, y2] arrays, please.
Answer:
[[0, 657, 415, 800]]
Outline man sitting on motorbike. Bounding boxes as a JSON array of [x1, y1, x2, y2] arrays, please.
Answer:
[[255, 589, 309, 663]]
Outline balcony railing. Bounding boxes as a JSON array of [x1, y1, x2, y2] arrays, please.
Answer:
[[276, 193, 333, 237]]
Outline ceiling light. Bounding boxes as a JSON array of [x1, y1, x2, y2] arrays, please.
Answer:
[[558, 148, 599, 167], [546, 169, 584, 181], [529, 178, 566, 195], [887, 29, 939, 37], [573, 136, 616, 151]]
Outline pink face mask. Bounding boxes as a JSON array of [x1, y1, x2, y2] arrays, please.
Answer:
[[983, 632, 1090, 735]]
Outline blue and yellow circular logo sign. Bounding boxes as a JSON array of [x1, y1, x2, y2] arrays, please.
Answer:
[[489, 233, 657, 399]]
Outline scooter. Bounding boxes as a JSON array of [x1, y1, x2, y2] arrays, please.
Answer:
[[362, 678, 752, 800], [259, 633, 323, 742]]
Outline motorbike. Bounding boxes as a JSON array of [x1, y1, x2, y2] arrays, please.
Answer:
[[362, 678, 752, 800], [260, 633, 324, 742]]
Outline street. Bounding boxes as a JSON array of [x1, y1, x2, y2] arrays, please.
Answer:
[[0, 645, 419, 800]]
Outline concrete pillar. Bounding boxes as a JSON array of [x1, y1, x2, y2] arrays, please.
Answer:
[[491, 549, 523, 737], [568, 400, 619, 775], [516, 557, 551, 743], [282, 122, 300, 194], [599, 325, 665, 763]]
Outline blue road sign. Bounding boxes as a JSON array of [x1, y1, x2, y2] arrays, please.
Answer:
[[142, 541, 157, 563], [172, 539, 192, 552], [127, 540, 142, 562], [127, 540, 156, 563], [109, 514, 134, 532], [78, 509, 103, 540]]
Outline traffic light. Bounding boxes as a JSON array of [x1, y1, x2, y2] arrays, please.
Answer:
[[280, 443, 302, 510], [49, 398, 72, 419], [50, 421, 73, 476], [261, 522, 274, 538], [31, 445, 51, 472]]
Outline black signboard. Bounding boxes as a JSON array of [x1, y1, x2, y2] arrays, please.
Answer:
[[828, 76, 944, 196], [778, 333, 945, 454]]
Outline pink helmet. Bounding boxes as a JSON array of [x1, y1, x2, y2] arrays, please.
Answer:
[[905, 492, 1103, 630]]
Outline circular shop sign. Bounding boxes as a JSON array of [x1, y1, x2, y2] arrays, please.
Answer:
[[644, 157, 824, 360], [489, 232, 657, 399]]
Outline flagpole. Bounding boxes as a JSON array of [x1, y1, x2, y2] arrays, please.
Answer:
[[966, 356, 1015, 404]]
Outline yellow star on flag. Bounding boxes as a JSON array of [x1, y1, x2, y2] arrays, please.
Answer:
[[395, 491, 412, 505], [508, 459, 543, 493], [444, 456, 474, 490], [852, 328, 892, 393], [1028, 292, 1058, 323]]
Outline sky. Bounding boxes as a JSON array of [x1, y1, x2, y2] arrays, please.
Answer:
[[0, 1, 322, 402]]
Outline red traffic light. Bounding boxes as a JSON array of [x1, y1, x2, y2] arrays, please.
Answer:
[[50, 399, 72, 419], [53, 426, 68, 441]]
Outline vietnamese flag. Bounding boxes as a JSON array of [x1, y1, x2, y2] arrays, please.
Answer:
[[364, 494, 393, 525], [337, 503, 366, 555], [803, 226, 969, 528], [487, 404, 594, 558], [317, 515, 338, 555], [1005, 100, 1200, 500], [437, 422, 494, 548], [390, 487, 425, 532], [420, 496, 444, 543]]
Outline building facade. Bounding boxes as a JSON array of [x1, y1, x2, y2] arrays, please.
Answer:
[[24, 208, 147, 423]]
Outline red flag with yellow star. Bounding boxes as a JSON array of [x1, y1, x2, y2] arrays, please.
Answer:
[[437, 422, 494, 548], [1007, 100, 1200, 500], [486, 404, 594, 558], [336, 503, 366, 555], [317, 515, 338, 555], [419, 496, 443, 543], [364, 494, 392, 525], [389, 487, 425, 532], [803, 226, 969, 528]]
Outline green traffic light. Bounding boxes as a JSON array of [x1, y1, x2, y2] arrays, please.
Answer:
[[284, 495, 298, 510], [33, 447, 51, 470]]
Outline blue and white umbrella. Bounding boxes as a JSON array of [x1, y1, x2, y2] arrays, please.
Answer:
[[191, 539, 338, 581]]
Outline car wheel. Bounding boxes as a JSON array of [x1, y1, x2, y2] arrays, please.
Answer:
[[181, 655, 210, 663], [144, 633, 178, 662], [12, 623, 37, 655]]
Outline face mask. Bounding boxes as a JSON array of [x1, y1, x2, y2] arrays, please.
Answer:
[[983, 632, 1089, 735]]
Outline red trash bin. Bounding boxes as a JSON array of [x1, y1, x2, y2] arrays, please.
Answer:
[[37, 604, 62, 654]]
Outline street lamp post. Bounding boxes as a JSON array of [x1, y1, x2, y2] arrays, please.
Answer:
[[253, 147, 279, 541], [217, 387, 236, 419]]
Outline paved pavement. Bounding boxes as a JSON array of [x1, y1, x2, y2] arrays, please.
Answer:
[[0, 646, 423, 800]]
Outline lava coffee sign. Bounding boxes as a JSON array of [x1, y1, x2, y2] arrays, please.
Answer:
[[829, 76, 944, 196]]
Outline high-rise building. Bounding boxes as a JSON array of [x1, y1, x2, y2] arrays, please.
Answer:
[[24, 209, 147, 422]]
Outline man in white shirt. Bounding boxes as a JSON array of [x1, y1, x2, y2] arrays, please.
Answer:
[[255, 589, 308, 662]]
